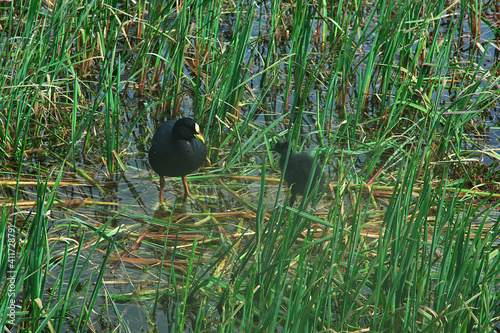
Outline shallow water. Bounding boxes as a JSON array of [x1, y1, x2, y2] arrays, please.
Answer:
[[3, 1, 500, 331]]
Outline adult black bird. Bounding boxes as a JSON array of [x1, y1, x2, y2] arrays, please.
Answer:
[[148, 117, 207, 201], [272, 140, 326, 206]]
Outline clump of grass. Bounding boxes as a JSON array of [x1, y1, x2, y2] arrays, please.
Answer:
[[0, 165, 118, 331], [2, 0, 500, 331]]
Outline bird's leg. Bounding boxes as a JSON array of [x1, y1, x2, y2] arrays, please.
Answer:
[[182, 175, 191, 199], [289, 193, 296, 207], [159, 176, 165, 202]]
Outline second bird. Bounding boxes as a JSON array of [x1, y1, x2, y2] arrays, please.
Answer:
[[149, 117, 207, 201], [272, 140, 326, 206]]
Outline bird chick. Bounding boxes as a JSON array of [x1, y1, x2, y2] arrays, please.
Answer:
[[272, 141, 325, 206]]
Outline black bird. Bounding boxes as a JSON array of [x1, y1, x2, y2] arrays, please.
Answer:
[[149, 117, 207, 201], [272, 141, 326, 206]]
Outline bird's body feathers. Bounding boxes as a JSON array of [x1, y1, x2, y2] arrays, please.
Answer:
[[149, 120, 206, 178], [273, 141, 325, 206]]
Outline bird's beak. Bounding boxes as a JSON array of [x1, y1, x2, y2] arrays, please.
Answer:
[[195, 132, 205, 143], [194, 123, 205, 143]]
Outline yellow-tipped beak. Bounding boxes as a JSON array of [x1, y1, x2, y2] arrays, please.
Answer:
[[194, 123, 205, 143], [195, 132, 205, 143]]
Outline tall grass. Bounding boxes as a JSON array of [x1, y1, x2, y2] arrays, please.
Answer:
[[1, 0, 500, 331], [0, 165, 118, 331]]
